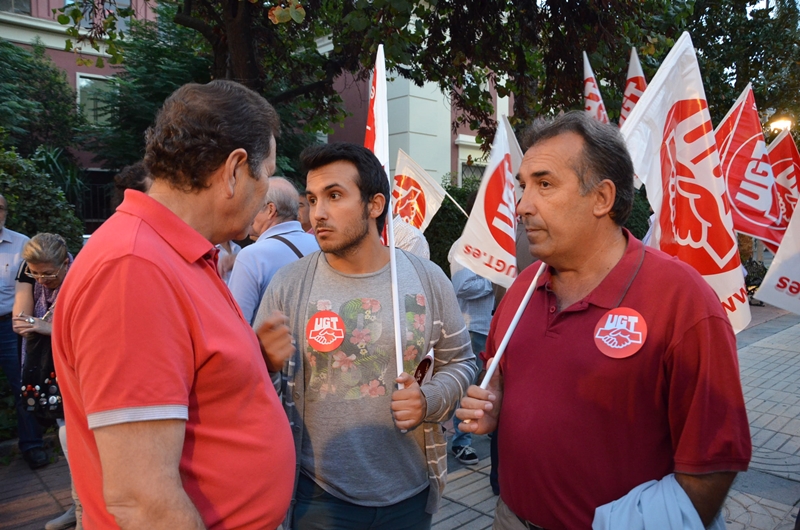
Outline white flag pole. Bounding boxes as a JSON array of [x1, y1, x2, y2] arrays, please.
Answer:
[[445, 192, 470, 219], [386, 204, 405, 389], [479, 261, 547, 389], [462, 261, 546, 425]]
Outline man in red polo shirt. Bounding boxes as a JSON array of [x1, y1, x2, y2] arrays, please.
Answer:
[[457, 112, 751, 529], [53, 81, 296, 529]]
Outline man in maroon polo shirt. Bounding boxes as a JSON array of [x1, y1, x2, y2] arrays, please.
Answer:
[[53, 81, 296, 529], [456, 112, 751, 529]]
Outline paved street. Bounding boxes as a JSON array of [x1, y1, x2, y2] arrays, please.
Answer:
[[2, 305, 800, 529]]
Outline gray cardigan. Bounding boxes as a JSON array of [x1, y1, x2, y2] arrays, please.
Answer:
[[255, 250, 478, 528]]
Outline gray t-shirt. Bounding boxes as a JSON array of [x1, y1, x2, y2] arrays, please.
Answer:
[[300, 253, 429, 505]]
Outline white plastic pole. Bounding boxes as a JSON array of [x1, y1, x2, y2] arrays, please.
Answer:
[[386, 209, 405, 389], [480, 261, 547, 389]]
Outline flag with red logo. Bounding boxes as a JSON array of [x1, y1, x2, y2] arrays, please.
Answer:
[[365, 44, 389, 174], [392, 149, 446, 233], [755, 202, 800, 315], [501, 114, 525, 201], [619, 47, 647, 128], [583, 51, 609, 124], [767, 128, 800, 226], [452, 121, 518, 288], [620, 32, 751, 333], [715, 84, 787, 251]]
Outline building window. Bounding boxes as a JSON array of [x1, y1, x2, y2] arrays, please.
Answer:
[[461, 163, 486, 183], [0, 0, 31, 15], [77, 75, 114, 126]]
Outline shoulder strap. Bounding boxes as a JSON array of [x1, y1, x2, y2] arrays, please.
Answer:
[[268, 234, 304, 259]]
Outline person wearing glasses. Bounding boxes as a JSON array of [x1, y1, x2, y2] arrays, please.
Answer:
[[12, 233, 81, 530]]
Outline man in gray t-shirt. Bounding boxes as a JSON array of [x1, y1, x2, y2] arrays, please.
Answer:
[[257, 143, 477, 530]]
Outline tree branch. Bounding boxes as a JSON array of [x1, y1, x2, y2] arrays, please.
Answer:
[[269, 79, 331, 105], [173, 12, 217, 45]]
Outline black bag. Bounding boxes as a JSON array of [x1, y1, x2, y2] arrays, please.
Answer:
[[20, 333, 63, 420]]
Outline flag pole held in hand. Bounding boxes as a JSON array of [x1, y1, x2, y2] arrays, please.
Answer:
[[462, 261, 547, 426], [480, 261, 547, 389]]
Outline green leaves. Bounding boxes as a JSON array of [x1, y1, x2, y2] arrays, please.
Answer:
[[268, 0, 306, 25]]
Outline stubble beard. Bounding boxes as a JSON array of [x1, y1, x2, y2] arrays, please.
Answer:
[[319, 206, 372, 259]]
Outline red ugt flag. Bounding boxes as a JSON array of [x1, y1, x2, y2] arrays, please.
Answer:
[[715, 84, 787, 251], [767, 128, 800, 226]]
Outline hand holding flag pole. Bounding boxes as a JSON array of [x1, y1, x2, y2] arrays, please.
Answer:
[[462, 261, 547, 424]]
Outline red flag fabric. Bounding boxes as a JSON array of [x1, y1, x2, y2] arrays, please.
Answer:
[[620, 32, 750, 333], [583, 52, 609, 124], [619, 47, 647, 128], [715, 84, 787, 250], [767, 128, 800, 226]]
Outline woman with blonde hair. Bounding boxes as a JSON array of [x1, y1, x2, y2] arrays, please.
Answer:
[[12, 233, 81, 530]]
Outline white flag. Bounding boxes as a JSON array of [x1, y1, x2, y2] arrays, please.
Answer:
[[583, 51, 609, 124], [452, 122, 518, 288], [619, 47, 648, 128], [501, 114, 524, 201], [755, 203, 800, 315], [392, 149, 446, 233], [620, 32, 751, 333]]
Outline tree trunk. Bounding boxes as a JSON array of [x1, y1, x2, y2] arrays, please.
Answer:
[[223, 0, 261, 91]]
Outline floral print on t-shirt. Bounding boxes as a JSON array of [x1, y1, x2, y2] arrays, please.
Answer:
[[305, 294, 427, 401]]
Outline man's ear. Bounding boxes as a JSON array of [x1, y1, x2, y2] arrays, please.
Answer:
[[592, 179, 617, 219], [221, 148, 249, 197], [367, 193, 387, 221]]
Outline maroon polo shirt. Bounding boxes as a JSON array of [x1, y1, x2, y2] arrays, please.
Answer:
[[491, 230, 751, 530]]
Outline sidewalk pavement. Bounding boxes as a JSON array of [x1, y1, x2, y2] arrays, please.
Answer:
[[2, 305, 800, 530]]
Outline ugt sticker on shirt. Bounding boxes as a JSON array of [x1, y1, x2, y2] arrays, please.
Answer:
[[594, 308, 648, 359], [306, 311, 345, 352]]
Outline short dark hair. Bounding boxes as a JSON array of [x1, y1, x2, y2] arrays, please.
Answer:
[[299, 143, 390, 233], [144, 80, 280, 191], [112, 162, 149, 209], [520, 111, 635, 225]]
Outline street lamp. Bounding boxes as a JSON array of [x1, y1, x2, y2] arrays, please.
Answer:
[[769, 117, 793, 132]]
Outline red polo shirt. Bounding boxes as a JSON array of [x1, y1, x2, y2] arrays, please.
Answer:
[[491, 231, 751, 529], [53, 190, 295, 529]]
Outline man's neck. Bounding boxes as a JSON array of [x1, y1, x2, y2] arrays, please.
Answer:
[[549, 227, 628, 311], [325, 233, 390, 275], [148, 182, 218, 243]]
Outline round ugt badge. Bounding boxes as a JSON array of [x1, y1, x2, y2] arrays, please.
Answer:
[[593, 307, 648, 359], [306, 311, 345, 352]]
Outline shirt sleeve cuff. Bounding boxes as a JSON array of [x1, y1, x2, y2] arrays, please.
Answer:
[[87, 405, 189, 430]]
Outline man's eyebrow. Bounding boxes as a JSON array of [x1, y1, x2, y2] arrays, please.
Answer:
[[306, 183, 343, 195]]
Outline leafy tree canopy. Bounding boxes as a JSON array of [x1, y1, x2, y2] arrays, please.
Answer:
[[58, 0, 800, 146], [0, 39, 85, 158], [82, 3, 320, 177], [0, 139, 86, 254]]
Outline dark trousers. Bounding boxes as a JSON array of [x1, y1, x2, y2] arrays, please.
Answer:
[[293, 473, 432, 530], [0, 318, 43, 452]]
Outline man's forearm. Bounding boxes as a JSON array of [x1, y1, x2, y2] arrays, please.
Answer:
[[675, 471, 736, 527], [95, 420, 205, 530], [106, 487, 206, 530]]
